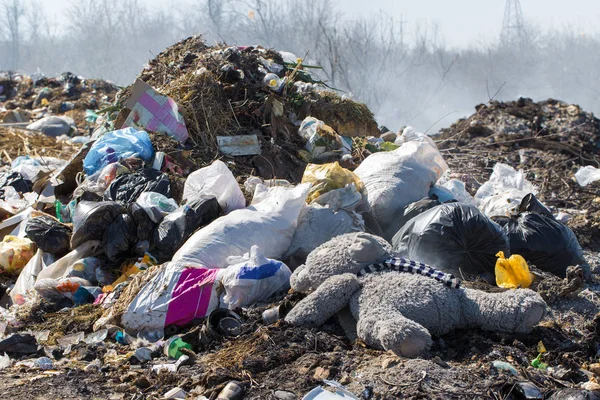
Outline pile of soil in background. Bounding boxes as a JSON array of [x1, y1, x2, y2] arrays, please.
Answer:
[[435, 97, 600, 250]]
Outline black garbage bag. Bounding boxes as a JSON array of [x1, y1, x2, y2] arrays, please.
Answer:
[[154, 196, 222, 262], [71, 201, 125, 249], [25, 214, 72, 255], [0, 171, 33, 198], [494, 195, 586, 278], [518, 193, 553, 215], [104, 168, 171, 204], [384, 197, 441, 241], [102, 213, 137, 262], [129, 202, 156, 243], [392, 203, 510, 282]]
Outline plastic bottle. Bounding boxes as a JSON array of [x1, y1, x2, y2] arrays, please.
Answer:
[[164, 336, 192, 359], [263, 73, 285, 92]]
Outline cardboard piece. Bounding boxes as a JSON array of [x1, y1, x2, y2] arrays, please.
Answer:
[[122, 79, 189, 143]]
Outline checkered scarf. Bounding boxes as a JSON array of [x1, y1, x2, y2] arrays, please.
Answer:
[[358, 257, 461, 289]]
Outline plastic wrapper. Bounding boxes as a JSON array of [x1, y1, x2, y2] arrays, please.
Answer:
[[182, 160, 245, 214], [70, 201, 125, 249], [104, 168, 171, 204], [25, 214, 72, 255], [154, 196, 222, 262], [0, 236, 35, 275], [221, 246, 292, 309], [301, 162, 364, 204], [392, 203, 510, 282]]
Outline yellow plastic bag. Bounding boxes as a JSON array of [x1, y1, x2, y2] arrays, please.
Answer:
[[495, 251, 533, 289], [0, 236, 35, 275], [301, 162, 364, 203]]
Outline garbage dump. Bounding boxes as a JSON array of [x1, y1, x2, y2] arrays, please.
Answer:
[[0, 36, 598, 398]]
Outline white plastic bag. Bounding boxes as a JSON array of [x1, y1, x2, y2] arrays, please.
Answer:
[[182, 160, 245, 214], [10, 249, 53, 305], [122, 262, 222, 334], [221, 246, 291, 309], [575, 165, 600, 187], [354, 139, 447, 237], [475, 163, 536, 217], [173, 183, 310, 268], [35, 240, 101, 282]]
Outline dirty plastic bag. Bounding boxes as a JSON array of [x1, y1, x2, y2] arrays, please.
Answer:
[[121, 262, 223, 334], [0, 236, 35, 275], [182, 160, 245, 214], [354, 139, 447, 237], [285, 186, 365, 258], [221, 246, 292, 309], [104, 168, 170, 204], [73, 163, 130, 200], [392, 203, 510, 282], [301, 162, 363, 204], [25, 214, 72, 255], [10, 249, 52, 305], [173, 184, 310, 268], [70, 201, 125, 249], [136, 192, 178, 223], [495, 212, 586, 278], [575, 165, 600, 187], [83, 127, 154, 175], [476, 163, 537, 217], [154, 196, 222, 263], [102, 214, 137, 262], [495, 251, 532, 289]]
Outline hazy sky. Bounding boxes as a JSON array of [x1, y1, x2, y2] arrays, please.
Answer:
[[40, 0, 599, 47]]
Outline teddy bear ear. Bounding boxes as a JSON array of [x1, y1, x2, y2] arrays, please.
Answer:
[[347, 233, 388, 263]]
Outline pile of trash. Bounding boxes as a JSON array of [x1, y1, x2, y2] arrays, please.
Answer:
[[0, 71, 118, 136], [110, 36, 380, 181], [0, 37, 599, 398], [437, 97, 600, 250]]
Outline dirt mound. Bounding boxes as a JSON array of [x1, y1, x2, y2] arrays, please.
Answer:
[[436, 97, 600, 249], [115, 36, 379, 182]]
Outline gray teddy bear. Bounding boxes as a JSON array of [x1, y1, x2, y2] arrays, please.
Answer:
[[285, 232, 547, 357]]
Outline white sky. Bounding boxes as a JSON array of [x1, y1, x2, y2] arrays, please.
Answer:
[[39, 0, 600, 47]]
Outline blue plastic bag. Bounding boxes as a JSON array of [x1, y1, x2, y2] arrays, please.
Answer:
[[220, 245, 292, 309], [83, 127, 154, 175]]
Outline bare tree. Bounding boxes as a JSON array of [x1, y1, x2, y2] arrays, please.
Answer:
[[3, 0, 26, 70]]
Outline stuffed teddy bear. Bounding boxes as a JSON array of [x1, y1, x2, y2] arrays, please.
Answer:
[[285, 232, 547, 357]]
